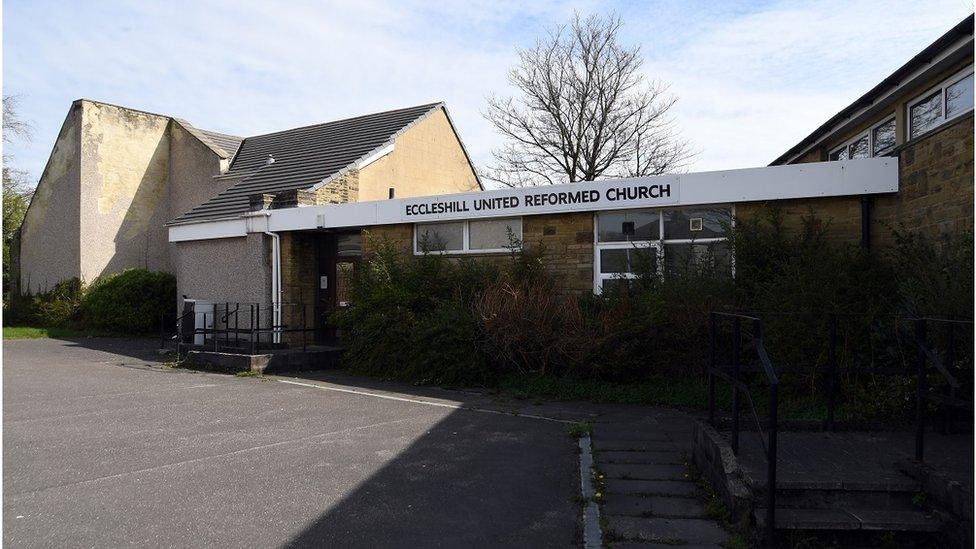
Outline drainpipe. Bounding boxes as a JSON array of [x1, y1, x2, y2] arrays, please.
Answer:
[[263, 230, 282, 344], [860, 196, 872, 250]]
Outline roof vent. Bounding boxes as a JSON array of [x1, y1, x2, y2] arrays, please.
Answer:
[[266, 154, 276, 165]]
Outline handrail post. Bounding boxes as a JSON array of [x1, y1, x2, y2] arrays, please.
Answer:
[[826, 313, 838, 432], [731, 316, 741, 454], [708, 312, 717, 426], [302, 303, 307, 353], [767, 380, 778, 548], [914, 318, 927, 462], [944, 323, 956, 434]]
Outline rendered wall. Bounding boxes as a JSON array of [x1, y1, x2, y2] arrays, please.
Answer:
[[78, 101, 171, 280], [358, 108, 480, 201], [167, 123, 231, 225], [18, 104, 83, 293], [173, 234, 270, 312]]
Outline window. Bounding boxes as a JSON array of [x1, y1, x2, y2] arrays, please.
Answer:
[[469, 218, 522, 250], [908, 68, 974, 139], [872, 118, 896, 155], [414, 218, 521, 254], [416, 222, 463, 252], [829, 115, 895, 161], [594, 206, 732, 293]]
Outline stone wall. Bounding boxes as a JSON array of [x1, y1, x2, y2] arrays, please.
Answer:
[[19, 103, 82, 293], [78, 100, 171, 280], [358, 107, 480, 201], [278, 232, 318, 341], [362, 212, 595, 295]]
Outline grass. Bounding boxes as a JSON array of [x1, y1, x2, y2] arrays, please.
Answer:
[[3, 326, 101, 339]]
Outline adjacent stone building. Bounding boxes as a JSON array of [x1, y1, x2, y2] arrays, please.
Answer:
[[16, 100, 242, 293]]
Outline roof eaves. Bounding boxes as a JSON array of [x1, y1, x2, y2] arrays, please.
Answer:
[[770, 14, 974, 166]]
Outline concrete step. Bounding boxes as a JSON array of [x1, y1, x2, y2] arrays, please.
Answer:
[[597, 450, 685, 465], [773, 485, 920, 511], [609, 543, 723, 549], [754, 507, 941, 532], [592, 439, 682, 452], [603, 495, 706, 518], [607, 516, 728, 545], [592, 427, 673, 442], [604, 479, 697, 497], [602, 463, 688, 481]]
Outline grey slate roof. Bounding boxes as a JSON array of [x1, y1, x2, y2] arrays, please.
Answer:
[[169, 102, 444, 225], [172, 118, 243, 159]]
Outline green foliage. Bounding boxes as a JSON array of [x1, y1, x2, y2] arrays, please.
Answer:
[[3, 167, 32, 294], [331, 214, 972, 421], [4, 269, 175, 335], [81, 269, 176, 334]]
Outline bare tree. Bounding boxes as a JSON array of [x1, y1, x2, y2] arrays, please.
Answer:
[[3, 95, 32, 145], [484, 13, 693, 187]]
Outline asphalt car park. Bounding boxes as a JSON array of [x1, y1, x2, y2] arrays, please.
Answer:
[[3, 338, 581, 548]]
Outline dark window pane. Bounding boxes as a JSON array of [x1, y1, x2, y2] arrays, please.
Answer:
[[946, 73, 974, 117], [336, 232, 362, 257], [416, 222, 463, 251], [872, 119, 896, 155], [664, 242, 731, 276], [829, 147, 848, 161], [597, 210, 659, 242], [848, 135, 869, 159], [600, 249, 629, 273], [910, 91, 942, 138], [664, 208, 731, 239]]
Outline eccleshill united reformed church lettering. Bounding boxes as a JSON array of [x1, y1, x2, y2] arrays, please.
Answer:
[[404, 181, 678, 219]]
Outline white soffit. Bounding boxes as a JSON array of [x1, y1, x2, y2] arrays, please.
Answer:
[[169, 158, 898, 242]]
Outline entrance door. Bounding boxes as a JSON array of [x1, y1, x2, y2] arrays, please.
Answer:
[[314, 231, 362, 343]]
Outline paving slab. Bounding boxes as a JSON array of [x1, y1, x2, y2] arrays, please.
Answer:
[[605, 479, 698, 497], [608, 516, 728, 545], [603, 495, 705, 518], [849, 509, 941, 531], [602, 463, 688, 481], [754, 507, 860, 530]]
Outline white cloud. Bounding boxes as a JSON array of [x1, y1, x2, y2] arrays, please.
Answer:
[[3, 0, 972, 183]]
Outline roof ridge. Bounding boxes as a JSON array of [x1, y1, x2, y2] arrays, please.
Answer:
[[239, 101, 443, 141]]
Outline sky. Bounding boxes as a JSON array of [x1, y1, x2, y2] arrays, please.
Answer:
[[3, 0, 973, 187]]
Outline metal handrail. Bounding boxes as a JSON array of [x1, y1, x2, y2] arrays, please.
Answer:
[[913, 317, 973, 462], [708, 311, 778, 547]]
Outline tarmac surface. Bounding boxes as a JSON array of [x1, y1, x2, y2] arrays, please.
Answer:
[[3, 338, 585, 548]]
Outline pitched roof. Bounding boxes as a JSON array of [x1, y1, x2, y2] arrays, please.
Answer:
[[172, 118, 243, 159], [168, 102, 445, 225], [771, 14, 974, 166]]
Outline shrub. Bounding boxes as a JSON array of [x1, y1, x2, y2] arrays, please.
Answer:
[[80, 269, 176, 334], [2, 278, 84, 327]]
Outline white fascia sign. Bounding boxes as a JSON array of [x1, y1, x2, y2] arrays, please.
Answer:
[[168, 158, 898, 242]]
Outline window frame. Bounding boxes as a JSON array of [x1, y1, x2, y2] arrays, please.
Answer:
[[592, 204, 734, 294], [413, 217, 523, 255], [907, 66, 974, 140], [828, 114, 896, 160]]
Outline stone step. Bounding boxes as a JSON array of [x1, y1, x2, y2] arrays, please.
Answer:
[[753, 507, 941, 532], [604, 479, 697, 497], [773, 486, 919, 511], [592, 439, 682, 452], [597, 450, 685, 465], [592, 429, 673, 443], [607, 516, 728, 545], [603, 495, 706, 519], [602, 463, 688, 481], [607, 541, 725, 549]]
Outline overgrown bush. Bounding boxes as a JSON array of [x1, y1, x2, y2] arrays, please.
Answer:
[[3, 269, 175, 335], [332, 215, 972, 422], [81, 269, 176, 333]]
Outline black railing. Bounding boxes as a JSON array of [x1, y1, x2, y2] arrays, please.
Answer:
[[164, 301, 316, 360], [708, 312, 779, 546], [914, 317, 974, 462]]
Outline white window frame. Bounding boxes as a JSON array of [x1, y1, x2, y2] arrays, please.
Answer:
[[829, 114, 896, 160], [592, 204, 734, 294], [413, 217, 523, 255], [907, 66, 974, 140]]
